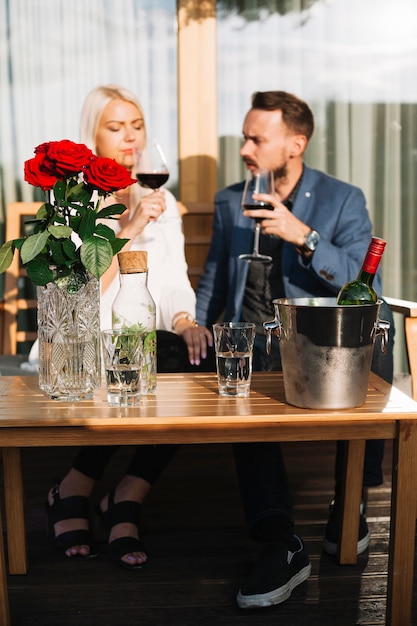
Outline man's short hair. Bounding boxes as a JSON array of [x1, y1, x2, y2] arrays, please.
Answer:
[[251, 91, 315, 141]]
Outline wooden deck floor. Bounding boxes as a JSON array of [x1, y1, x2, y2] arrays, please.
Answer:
[[2, 439, 416, 625]]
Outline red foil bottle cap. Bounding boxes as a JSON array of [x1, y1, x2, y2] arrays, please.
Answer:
[[362, 237, 386, 274]]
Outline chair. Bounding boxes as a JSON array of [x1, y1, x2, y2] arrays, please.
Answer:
[[1, 202, 41, 355], [0, 202, 40, 573], [384, 296, 417, 401]]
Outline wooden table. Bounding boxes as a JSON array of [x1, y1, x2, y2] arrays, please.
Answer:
[[0, 372, 416, 626]]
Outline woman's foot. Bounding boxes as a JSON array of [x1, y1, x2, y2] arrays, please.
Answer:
[[98, 476, 149, 569], [46, 471, 97, 559]]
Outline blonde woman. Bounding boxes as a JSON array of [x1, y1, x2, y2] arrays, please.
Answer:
[[46, 85, 213, 570]]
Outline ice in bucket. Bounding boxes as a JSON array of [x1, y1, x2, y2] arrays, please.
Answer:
[[213, 322, 256, 397]]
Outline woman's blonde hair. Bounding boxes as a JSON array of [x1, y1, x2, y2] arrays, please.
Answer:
[[80, 84, 146, 152]]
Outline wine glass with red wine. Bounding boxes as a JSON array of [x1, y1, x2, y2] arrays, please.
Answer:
[[239, 168, 274, 263], [134, 139, 170, 190]]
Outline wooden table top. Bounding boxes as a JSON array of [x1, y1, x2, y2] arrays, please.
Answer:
[[0, 372, 416, 447]]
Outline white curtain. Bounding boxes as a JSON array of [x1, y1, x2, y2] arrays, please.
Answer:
[[217, 0, 417, 369], [2, 0, 417, 370], [0, 0, 177, 210]]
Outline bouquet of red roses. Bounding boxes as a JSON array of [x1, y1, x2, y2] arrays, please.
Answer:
[[0, 139, 136, 286]]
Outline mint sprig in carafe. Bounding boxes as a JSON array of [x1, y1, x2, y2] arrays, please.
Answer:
[[336, 237, 386, 305], [112, 251, 157, 394]]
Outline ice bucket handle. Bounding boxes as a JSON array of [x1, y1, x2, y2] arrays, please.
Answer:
[[374, 319, 390, 354], [264, 317, 390, 356], [263, 319, 282, 356]]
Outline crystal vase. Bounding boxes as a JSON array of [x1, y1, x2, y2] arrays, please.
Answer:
[[37, 270, 101, 401]]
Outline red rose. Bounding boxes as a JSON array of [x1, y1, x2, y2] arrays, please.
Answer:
[[34, 141, 59, 155], [24, 153, 58, 191], [41, 140, 93, 177], [83, 156, 136, 193]]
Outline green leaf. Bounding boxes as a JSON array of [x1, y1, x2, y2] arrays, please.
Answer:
[[67, 180, 84, 195], [80, 237, 113, 279], [48, 225, 73, 239], [26, 257, 55, 286], [21, 230, 50, 264], [94, 223, 116, 240], [70, 185, 92, 206], [0, 241, 14, 272], [77, 207, 96, 240], [51, 212, 66, 226], [13, 237, 26, 250], [96, 203, 126, 218], [33, 219, 49, 235], [67, 214, 82, 232], [111, 237, 129, 255], [35, 204, 48, 220], [62, 238, 77, 262], [48, 240, 68, 265], [53, 180, 66, 202]]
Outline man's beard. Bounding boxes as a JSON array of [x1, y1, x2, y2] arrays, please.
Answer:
[[273, 164, 288, 181], [242, 159, 288, 181]]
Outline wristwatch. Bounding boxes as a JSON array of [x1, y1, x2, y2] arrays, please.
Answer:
[[303, 229, 320, 252]]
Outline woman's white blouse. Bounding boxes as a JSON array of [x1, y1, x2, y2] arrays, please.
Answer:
[[100, 188, 196, 331]]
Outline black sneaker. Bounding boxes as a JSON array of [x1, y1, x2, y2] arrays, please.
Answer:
[[236, 536, 311, 609], [322, 500, 370, 556]]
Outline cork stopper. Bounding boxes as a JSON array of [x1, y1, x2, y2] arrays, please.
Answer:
[[117, 251, 147, 273]]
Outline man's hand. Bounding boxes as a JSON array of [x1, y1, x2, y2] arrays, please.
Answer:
[[243, 192, 311, 247], [175, 319, 213, 366]]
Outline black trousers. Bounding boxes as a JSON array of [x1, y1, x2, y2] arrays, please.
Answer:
[[71, 331, 216, 484]]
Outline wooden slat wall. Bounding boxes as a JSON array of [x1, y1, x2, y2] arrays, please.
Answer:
[[182, 202, 214, 290], [178, 1, 217, 290]]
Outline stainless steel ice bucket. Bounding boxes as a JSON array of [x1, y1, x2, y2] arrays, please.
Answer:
[[263, 297, 390, 409]]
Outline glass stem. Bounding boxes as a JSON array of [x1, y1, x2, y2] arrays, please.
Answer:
[[253, 222, 261, 256]]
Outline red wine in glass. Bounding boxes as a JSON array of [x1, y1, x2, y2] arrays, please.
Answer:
[[134, 139, 169, 191], [136, 172, 169, 189], [239, 170, 275, 262], [242, 202, 274, 223]]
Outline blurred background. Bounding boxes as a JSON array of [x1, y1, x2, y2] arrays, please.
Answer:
[[1, 0, 416, 370]]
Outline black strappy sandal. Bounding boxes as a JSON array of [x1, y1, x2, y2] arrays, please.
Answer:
[[98, 490, 147, 571], [46, 484, 99, 559]]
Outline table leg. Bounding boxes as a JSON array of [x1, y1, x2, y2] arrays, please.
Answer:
[[0, 501, 11, 626], [386, 420, 417, 626], [2, 448, 28, 574], [337, 439, 366, 564]]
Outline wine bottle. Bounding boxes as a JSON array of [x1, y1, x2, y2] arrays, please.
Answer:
[[336, 237, 386, 305]]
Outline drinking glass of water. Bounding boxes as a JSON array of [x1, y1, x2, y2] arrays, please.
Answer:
[[212, 322, 256, 397], [101, 330, 143, 407]]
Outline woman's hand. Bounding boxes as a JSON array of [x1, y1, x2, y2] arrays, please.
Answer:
[[100, 190, 166, 294], [175, 319, 213, 366], [120, 190, 166, 238]]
